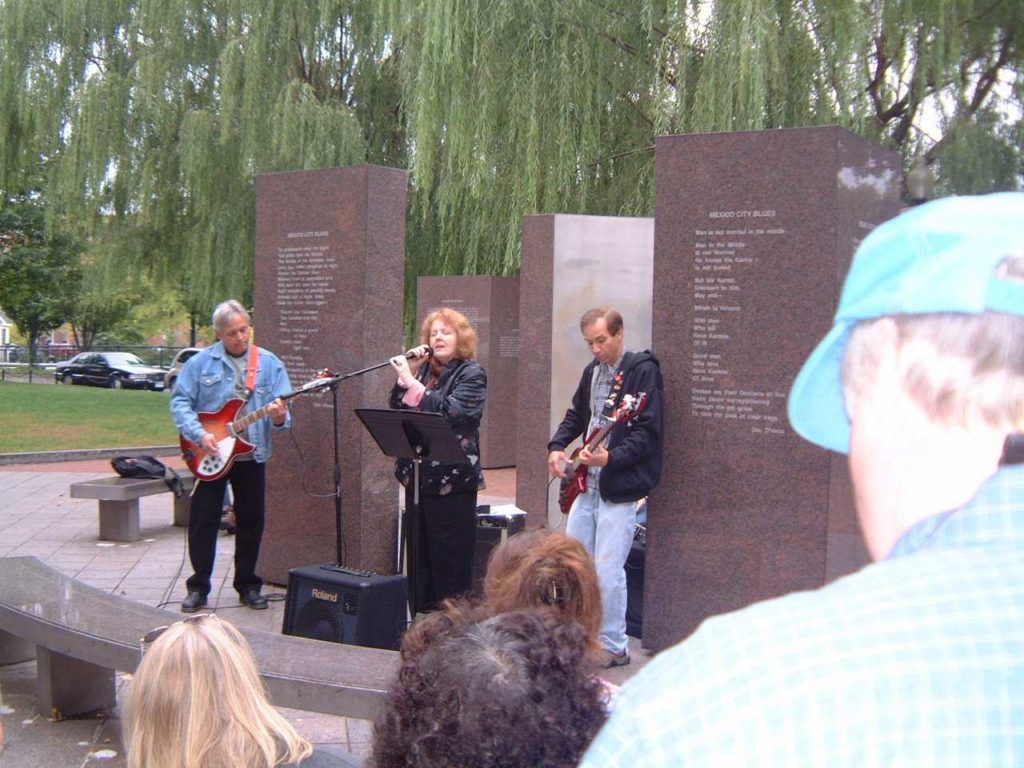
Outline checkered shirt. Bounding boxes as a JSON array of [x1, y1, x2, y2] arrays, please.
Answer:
[[581, 464, 1024, 767], [586, 354, 623, 486]]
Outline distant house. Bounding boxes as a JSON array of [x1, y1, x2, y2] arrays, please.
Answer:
[[0, 308, 13, 362]]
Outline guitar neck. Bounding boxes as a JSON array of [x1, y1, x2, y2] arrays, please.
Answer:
[[569, 422, 615, 473], [229, 388, 302, 433], [566, 393, 646, 473]]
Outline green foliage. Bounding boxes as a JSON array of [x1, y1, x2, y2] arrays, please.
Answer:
[[0, 0, 388, 316], [0, 194, 82, 365], [0, 0, 1020, 327], [376, 0, 1024, 284], [0, 381, 177, 452]]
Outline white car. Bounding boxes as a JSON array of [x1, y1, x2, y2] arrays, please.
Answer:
[[164, 347, 201, 391]]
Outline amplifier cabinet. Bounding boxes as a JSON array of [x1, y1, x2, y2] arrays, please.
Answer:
[[282, 564, 407, 650], [625, 537, 645, 638], [473, 509, 527, 591]]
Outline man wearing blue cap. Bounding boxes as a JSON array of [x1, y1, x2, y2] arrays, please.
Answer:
[[580, 192, 1024, 766]]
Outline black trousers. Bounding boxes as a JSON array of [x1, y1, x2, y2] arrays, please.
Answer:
[[186, 460, 265, 597], [404, 488, 478, 615]]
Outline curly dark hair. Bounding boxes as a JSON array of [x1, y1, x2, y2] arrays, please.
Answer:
[[371, 605, 608, 768]]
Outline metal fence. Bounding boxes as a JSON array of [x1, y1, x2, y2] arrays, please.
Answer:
[[0, 344, 183, 368]]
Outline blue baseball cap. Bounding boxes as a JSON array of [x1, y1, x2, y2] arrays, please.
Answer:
[[788, 191, 1024, 454]]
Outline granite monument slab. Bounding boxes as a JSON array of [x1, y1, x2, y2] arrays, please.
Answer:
[[646, 126, 901, 649], [253, 165, 407, 584]]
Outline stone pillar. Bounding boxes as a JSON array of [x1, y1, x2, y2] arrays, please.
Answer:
[[516, 214, 654, 527], [416, 276, 520, 469], [254, 165, 407, 583], [646, 126, 901, 649]]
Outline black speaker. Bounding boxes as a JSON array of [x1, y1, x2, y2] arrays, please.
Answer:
[[282, 564, 407, 650], [472, 506, 527, 591], [625, 528, 646, 639]]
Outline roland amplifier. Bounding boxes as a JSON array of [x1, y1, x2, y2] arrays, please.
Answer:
[[282, 564, 407, 650], [473, 506, 527, 591]]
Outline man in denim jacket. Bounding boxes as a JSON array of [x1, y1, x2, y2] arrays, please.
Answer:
[[170, 300, 292, 612]]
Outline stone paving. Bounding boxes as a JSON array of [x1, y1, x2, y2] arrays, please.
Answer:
[[0, 458, 647, 767]]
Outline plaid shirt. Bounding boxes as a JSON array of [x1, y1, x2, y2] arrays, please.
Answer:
[[586, 353, 624, 486], [581, 464, 1024, 767]]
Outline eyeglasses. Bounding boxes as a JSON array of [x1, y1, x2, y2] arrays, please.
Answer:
[[140, 613, 217, 650]]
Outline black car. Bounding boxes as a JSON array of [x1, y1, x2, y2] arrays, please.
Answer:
[[54, 352, 166, 391]]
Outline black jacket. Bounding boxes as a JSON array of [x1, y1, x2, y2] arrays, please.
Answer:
[[547, 350, 663, 503], [389, 358, 487, 496]]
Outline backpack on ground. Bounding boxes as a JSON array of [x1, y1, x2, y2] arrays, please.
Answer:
[[110, 455, 185, 498]]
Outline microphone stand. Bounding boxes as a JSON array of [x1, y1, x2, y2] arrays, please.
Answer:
[[309, 352, 426, 572]]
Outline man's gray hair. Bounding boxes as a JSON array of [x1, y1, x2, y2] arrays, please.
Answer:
[[842, 253, 1024, 431], [212, 300, 251, 332]]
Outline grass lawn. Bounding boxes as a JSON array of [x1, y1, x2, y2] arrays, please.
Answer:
[[0, 381, 178, 453]]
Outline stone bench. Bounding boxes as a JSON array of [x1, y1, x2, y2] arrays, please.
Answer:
[[69, 473, 196, 542], [0, 556, 398, 721]]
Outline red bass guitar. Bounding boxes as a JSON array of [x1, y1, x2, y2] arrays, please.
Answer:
[[558, 392, 648, 515], [180, 372, 334, 481]]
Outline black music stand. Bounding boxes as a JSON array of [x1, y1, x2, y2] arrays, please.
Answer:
[[354, 408, 468, 616]]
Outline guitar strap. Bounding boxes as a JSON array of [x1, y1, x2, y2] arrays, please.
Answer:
[[244, 345, 260, 398], [597, 352, 632, 419]]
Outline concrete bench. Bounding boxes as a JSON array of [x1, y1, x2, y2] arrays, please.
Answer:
[[69, 473, 196, 542], [0, 557, 399, 721]]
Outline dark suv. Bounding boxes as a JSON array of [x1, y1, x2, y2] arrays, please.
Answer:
[[53, 352, 166, 390]]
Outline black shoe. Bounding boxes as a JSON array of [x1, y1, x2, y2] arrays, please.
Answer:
[[239, 589, 268, 610], [181, 590, 208, 613]]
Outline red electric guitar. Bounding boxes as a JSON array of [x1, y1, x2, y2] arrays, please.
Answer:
[[558, 392, 648, 515], [180, 371, 335, 481]]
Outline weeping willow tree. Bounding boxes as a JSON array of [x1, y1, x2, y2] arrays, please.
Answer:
[[1, 1, 1020, 320], [383, 0, 672, 279], [0, 0, 399, 315], [387, 0, 1022, 279]]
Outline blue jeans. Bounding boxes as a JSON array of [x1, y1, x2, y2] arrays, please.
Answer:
[[566, 486, 636, 654]]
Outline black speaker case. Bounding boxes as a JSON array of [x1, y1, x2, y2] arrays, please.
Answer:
[[625, 538, 645, 639], [282, 564, 408, 650], [472, 510, 527, 591]]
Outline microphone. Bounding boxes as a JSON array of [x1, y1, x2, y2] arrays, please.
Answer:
[[404, 346, 433, 360]]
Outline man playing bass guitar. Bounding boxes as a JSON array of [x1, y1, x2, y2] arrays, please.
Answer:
[[547, 307, 664, 668], [170, 300, 291, 613]]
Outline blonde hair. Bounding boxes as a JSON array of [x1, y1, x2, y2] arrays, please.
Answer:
[[124, 615, 312, 768], [419, 307, 478, 360], [842, 255, 1024, 430]]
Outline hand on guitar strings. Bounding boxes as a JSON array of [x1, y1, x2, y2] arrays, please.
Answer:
[[578, 444, 609, 468], [199, 433, 220, 457]]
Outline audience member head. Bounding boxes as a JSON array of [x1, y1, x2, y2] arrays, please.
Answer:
[[372, 604, 608, 768], [124, 614, 313, 768], [483, 528, 603, 655], [789, 192, 1024, 557]]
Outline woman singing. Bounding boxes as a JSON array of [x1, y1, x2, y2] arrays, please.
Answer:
[[389, 307, 486, 615]]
